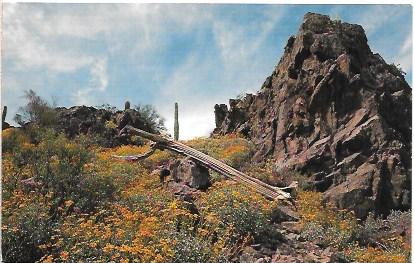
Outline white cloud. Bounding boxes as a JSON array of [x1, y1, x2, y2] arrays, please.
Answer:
[[90, 58, 108, 92], [3, 3, 214, 71], [3, 3, 94, 73], [357, 5, 407, 36], [72, 89, 94, 106], [72, 57, 108, 105], [395, 33, 412, 72], [212, 6, 285, 70]]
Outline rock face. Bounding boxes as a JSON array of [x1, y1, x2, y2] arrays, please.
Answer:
[[213, 13, 411, 218], [55, 106, 162, 147]]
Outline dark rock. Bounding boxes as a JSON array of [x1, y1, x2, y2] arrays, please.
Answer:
[[150, 167, 171, 184], [329, 252, 350, 263], [166, 181, 201, 201], [212, 12, 411, 218], [117, 110, 133, 130], [271, 205, 299, 223], [2, 122, 10, 130], [169, 157, 211, 190], [214, 104, 228, 129], [54, 106, 162, 147]]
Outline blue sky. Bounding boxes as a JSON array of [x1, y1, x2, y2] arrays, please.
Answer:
[[2, 4, 412, 139]]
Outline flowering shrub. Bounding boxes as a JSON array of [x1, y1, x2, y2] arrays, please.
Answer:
[[347, 245, 409, 263], [243, 160, 279, 185], [2, 128, 31, 153], [2, 130, 114, 261], [186, 134, 253, 169], [298, 191, 411, 262], [2, 193, 52, 262], [197, 181, 275, 241]]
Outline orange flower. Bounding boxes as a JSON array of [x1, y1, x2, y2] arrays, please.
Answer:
[[60, 251, 69, 261], [64, 200, 74, 207]]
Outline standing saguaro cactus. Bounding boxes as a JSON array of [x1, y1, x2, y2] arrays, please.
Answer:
[[2, 106, 7, 124], [125, 101, 131, 110], [174, 102, 179, 141]]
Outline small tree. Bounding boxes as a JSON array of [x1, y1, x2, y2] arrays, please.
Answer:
[[174, 102, 179, 141], [134, 104, 166, 133], [14, 90, 57, 127]]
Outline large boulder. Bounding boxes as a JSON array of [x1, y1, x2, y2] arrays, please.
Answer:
[[169, 157, 211, 190], [213, 13, 411, 218]]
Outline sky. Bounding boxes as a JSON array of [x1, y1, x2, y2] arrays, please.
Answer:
[[2, 4, 412, 139]]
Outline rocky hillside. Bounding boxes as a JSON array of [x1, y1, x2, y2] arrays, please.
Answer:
[[213, 12, 411, 218], [53, 105, 164, 147]]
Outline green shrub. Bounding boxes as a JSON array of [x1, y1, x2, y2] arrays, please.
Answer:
[[356, 210, 411, 249], [171, 232, 213, 263], [301, 221, 356, 249], [2, 195, 53, 262], [14, 89, 57, 127], [75, 173, 116, 213], [4, 130, 118, 214], [197, 182, 273, 241], [2, 128, 24, 153], [134, 104, 166, 133]]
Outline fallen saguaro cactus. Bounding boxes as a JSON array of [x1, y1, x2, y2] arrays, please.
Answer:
[[113, 125, 293, 201]]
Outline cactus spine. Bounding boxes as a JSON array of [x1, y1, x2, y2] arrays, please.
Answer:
[[2, 106, 7, 124], [125, 101, 131, 110], [174, 102, 179, 141]]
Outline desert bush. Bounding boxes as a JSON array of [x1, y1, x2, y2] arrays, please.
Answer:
[[347, 245, 409, 263], [356, 212, 386, 246], [14, 89, 57, 127], [352, 210, 411, 261], [386, 210, 411, 237], [105, 120, 118, 130], [2, 128, 31, 153], [2, 129, 119, 214], [298, 191, 359, 249], [24, 132, 102, 213], [357, 210, 411, 244], [2, 193, 53, 262], [134, 104, 166, 133], [197, 181, 274, 241], [243, 160, 280, 185], [171, 231, 214, 263], [298, 191, 411, 262]]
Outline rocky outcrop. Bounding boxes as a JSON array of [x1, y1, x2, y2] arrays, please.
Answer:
[[54, 106, 162, 147], [169, 157, 211, 190], [151, 158, 211, 201], [213, 13, 411, 218]]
